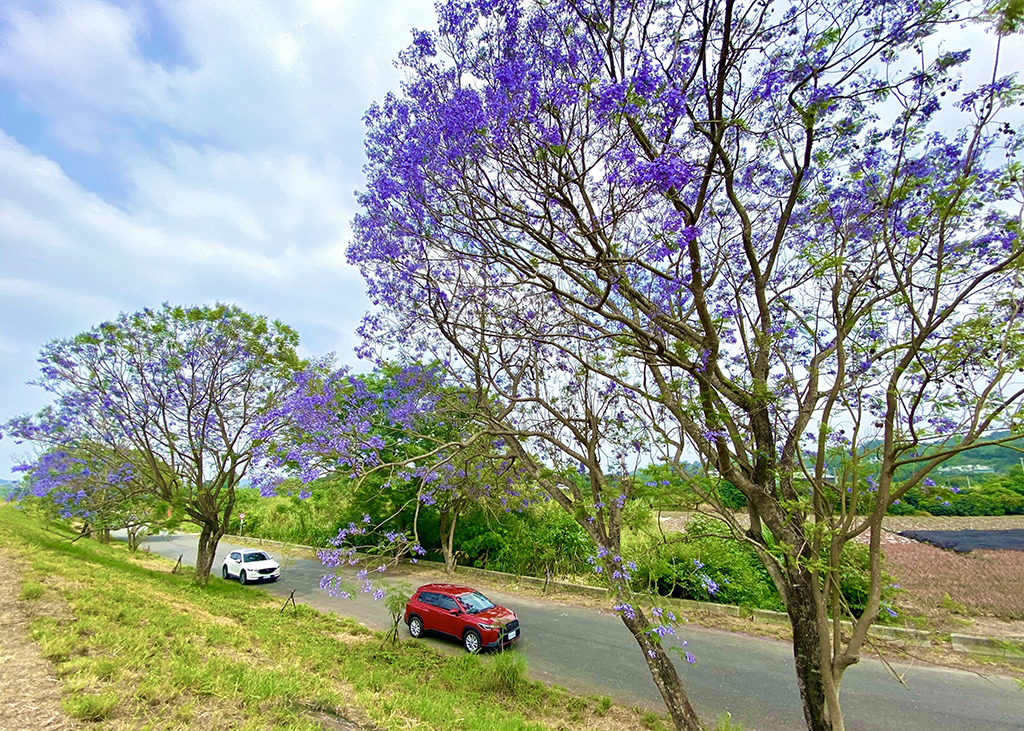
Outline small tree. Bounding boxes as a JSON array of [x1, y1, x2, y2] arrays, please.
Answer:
[[382, 581, 414, 644], [3, 303, 301, 585]]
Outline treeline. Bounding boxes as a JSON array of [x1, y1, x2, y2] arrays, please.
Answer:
[[232, 477, 897, 622]]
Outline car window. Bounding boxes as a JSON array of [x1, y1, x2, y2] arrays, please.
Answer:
[[436, 595, 459, 612], [457, 591, 495, 613], [418, 592, 439, 607], [243, 551, 270, 562], [229, 552, 240, 561]]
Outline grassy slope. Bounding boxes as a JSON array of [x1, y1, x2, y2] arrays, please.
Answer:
[[0, 506, 655, 731]]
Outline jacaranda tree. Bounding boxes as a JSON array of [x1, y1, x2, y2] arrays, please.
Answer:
[[255, 360, 540, 575], [14, 444, 171, 549], [3, 303, 301, 585], [347, 1, 1024, 729]]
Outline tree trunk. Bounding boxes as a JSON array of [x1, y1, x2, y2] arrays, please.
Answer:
[[194, 524, 225, 587], [784, 568, 833, 731], [619, 608, 704, 731], [440, 509, 457, 575]]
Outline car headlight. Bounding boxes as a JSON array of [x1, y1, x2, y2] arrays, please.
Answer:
[[478, 623, 499, 630]]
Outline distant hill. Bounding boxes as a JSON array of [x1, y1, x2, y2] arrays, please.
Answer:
[[936, 436, 1024, 474], [0, 479, 20, 500], [875, 432, 1024, 481]]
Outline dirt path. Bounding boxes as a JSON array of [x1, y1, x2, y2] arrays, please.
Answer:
[[0, 552, 73, 731], [657, 511, 1024, 533]]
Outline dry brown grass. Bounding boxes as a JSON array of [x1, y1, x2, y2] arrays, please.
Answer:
[[884, 540, 1024, 623]]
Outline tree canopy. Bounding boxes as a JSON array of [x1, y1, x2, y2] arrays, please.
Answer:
[[346, 1, 1024, 729], [3, 303, 302, 585]]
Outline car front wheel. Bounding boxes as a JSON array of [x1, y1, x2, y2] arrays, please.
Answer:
[[222, 565, 229, 580], [463, 629, 481, 653], [408, 616, 423, 638], [239, 570, 248, 585]]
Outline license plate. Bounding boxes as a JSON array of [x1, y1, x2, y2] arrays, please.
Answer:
[[506, 629, 517, 640]]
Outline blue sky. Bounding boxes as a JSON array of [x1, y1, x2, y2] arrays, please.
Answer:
[[0, 0, 437, 478]]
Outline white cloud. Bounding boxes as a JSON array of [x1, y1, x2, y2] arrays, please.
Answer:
[[0, 0, 440, 476]]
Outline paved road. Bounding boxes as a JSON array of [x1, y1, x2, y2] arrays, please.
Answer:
[[139, 534, 1023, 731]]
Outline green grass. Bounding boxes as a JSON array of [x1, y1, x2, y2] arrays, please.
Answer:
[[0, 506, 644, 731], [18, 578, 45, 600], [63, 692, 119, 721]]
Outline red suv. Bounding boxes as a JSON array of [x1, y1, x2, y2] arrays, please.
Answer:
[[404, 583, 520, 653]]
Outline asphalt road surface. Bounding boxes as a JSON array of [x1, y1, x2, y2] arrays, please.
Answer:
[[137, 533, 1023, 731]]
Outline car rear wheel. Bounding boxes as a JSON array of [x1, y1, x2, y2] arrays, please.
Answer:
[[408, 616, 423, 638], [239, 570, 248, 585], [222, 565, 229, 580], [463, 629, 481, 653]]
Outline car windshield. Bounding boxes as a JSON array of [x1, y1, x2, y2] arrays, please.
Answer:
[[243, 552, 270, 563], [458, 591, 495, 613]]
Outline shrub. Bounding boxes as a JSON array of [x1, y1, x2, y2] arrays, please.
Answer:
[[456, 503, 594, 577], [627, 516, 897, 618], [627, 517, 783, 610], [888, 476, 1024, 517], [837, 542, 901, 622]]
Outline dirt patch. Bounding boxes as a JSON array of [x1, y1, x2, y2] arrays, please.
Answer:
[[658, 511, 1024, 534], [883, 540, 1024, 626], [883, 515, 1024, 532], [0, 550, 74, 731]]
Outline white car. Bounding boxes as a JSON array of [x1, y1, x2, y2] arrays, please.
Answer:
[[222, 549, 280, 584]]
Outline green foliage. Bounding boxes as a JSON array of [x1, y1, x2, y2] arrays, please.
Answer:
[[836, 542, 901, 622], [230, 482, 349, 546], [990, 0, 1024, 34], [456, 502, 594, 577], [62, 692, 119, 721], [627, 516, 897, 619], [383, 581, 413, 644], [632, 465, 747, 512], [939, 593, 968, 615], [889, 474, 1024, 516], [641, 709, 668, 730], [621, 498, 656, 531], [627, 516, 783, 610]]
